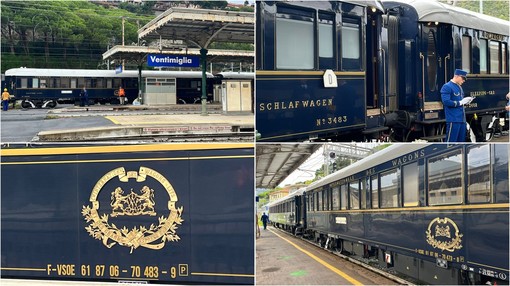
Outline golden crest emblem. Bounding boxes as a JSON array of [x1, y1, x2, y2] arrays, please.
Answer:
[[425, 217, 463, 252], [82, 167, 183, 253]]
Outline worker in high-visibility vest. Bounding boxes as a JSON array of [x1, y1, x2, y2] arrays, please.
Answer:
[[2, 88, 10, 111]]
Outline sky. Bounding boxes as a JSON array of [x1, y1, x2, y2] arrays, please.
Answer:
[[278, 146, 325, 187], [276, 143, 385, 188]]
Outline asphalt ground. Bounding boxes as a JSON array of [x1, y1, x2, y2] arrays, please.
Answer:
[[256, 227, 399, 285]]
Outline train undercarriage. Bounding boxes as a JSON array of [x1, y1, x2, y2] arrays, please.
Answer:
[[272, 225, 508, 285]]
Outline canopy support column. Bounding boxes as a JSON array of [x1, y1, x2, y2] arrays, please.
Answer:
[[201, 47, 208, 116]]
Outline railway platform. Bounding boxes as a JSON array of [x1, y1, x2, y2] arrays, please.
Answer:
[[256, 227, 402, 285], [36, 104, 254, 141]]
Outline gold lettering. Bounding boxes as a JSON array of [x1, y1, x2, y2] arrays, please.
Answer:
[[322, 99, 327, 106], [47, 264, 52, 275], [259, 103, 265, 111], [281, 101, 287, 109], [328, 99, 333, 105], [267, 103, 272, 111], [302, 100, 309, 107], [288, 101, 294, 109], [274, 102, 279, 110], [56, 264, 76, 276], [294, 101, 300, 108]]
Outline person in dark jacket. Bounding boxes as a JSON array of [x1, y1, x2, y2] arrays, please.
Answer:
[[440, 69, 473, 142], [80, 87, 89, 107], [261, 212, 269, 230]]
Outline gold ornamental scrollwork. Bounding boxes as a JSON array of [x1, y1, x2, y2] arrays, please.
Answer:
[[82, 167, 183, 253], [425, 217, 463, 252]]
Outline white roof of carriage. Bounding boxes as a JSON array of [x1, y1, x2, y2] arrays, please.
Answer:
[[307, 144, 428, 191], [384, 0, 510, 36], [5, 68, 214, 78]]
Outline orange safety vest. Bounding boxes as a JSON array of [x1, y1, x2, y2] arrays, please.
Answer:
[[2, 91, 10, 101], [118, 88, 125, 97]]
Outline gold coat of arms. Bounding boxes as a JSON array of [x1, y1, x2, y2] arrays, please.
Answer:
[[82, 167, 184, 253]]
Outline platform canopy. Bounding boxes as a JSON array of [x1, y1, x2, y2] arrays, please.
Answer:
[[102, 45, 253, 63], [138, 7, 254, 48], [256, 144, 322, 189]]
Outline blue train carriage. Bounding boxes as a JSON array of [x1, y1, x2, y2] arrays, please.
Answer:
[[0, 143, 254, 285], [267, 188, 306, 234], [3, 68, 215, 108], [256, 1, 386, 142], [380, 1, 510, 142], [305, 143, 509, 285]]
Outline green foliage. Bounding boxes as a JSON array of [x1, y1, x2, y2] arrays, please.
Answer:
[[438, 0, 509, 21], [0, 0, 251, 72], [0, 0, 154, 72]]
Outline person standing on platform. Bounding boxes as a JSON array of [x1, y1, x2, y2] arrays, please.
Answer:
[[261, 212, 269, 230], [2, 88, 11, 111], [118, 86, 126, 105], [80, 87, 89, 107], [440, 69, 473, 142]]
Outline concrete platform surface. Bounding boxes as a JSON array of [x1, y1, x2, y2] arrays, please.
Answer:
[[105, 113, 253, 126], [256, 227, 398, 285]]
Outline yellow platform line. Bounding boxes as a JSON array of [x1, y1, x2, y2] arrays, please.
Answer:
[[269, 228, 363, 285]]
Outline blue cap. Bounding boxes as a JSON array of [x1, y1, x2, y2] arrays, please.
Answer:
[[454, 69, 468, 77]]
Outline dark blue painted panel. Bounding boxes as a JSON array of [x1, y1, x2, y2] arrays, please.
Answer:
[[256, 76, 366, 141], [1, 145, 254, 284]]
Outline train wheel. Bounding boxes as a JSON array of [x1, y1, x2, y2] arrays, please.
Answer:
[[21, 100, 31, 109], [47, 100, 57, 108], [484, 116, 497, 142]]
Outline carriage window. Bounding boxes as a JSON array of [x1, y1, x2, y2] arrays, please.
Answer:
[[323, 189, 329, 211], [32, 78, 39, 88], [467, 145, 491, 203], [40, 79, 47, 88], [494, 145, 509, 203], [349, 181, 359, 210], [428, 149, 463, 206], [319, 12, 334, 69], [403, 162, 419, 207], [78, 78, 85, 89], [317, 191, 322, 211], [361, 179, 367, 209], [114, 78, 122, 88], [480, 39, 488, 74], [340, 184, 348, 210], [371, 176, 379, 208], [276, 17, 314, 69], [332, 186, 340, 210], [52, 78, 60, 88], [96, 78, 104, 88], [428, 31, 438, 90], [71, 78, 77, 89], [342, 21, 360, 70], [490, 41, 500, 74], [502, 43, 507, 74], [20, 78, 28, 88], [462, 35, 471, 73], [380, 168, 400, 208], [107, 79, 113, 89]]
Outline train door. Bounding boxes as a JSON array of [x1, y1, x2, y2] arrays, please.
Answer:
[[419, 24, 449, 111], [364, 8, 390, 137]]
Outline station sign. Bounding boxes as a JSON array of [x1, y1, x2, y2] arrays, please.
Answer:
[[147, 54, 200, 67]]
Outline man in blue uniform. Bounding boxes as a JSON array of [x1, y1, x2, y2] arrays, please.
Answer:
[[440, 69, 473, 142]]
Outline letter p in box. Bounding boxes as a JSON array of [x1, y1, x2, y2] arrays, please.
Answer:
[[147, 54, 200, 67]]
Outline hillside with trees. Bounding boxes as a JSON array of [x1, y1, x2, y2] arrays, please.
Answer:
[[0, 1, 254, 73], [438, 0, 509, 21]]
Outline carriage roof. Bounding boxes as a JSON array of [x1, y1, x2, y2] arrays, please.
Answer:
[[5, 68, 214, 78], [307, 144, 427, 191], [384, 0, 510, 36]]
